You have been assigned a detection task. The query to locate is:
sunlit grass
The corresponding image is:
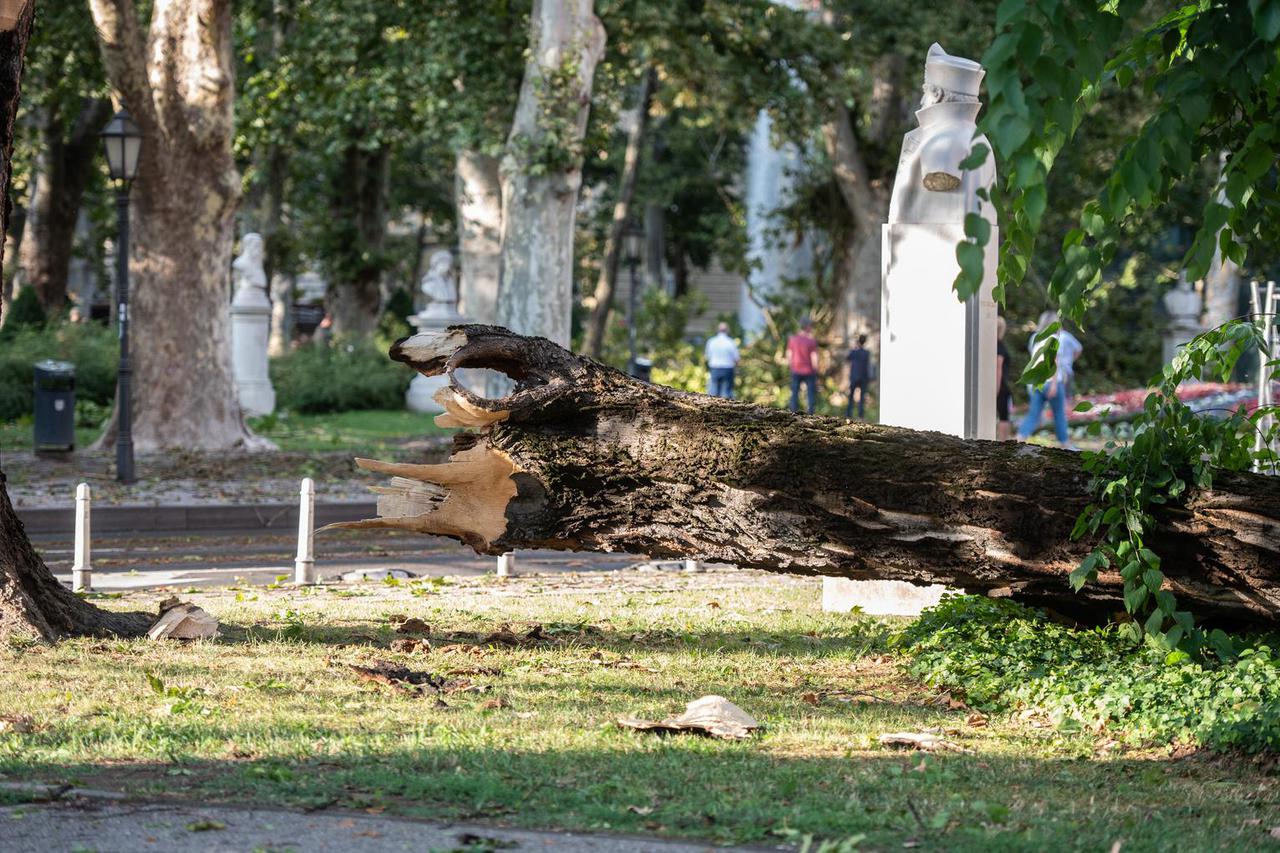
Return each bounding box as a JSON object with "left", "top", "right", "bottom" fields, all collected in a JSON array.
[{"left": 1, "top": 572, "right": 1276, "bottom": 849}]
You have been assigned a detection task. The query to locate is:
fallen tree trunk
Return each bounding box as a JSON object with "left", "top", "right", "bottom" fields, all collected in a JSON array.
[{"left": 336, "top": 325, "right": 1280, "bottom": 627}]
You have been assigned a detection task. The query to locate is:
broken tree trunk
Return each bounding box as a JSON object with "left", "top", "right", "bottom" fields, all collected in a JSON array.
[{"left": 337, "top": 325, "right": 1280, "bottom": 627}]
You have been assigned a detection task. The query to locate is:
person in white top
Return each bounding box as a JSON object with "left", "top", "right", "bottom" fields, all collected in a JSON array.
[
  {"left": 1016, "top": 310, "right": 1083, "bottom": 448},
  {"left": 704, "top": 322, "right": 740, "bottom": 399}
]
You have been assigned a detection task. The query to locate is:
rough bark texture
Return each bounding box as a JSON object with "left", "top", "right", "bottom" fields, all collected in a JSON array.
[
  {"left": 583, "top": 66, "right": 655, "bottom": 359},
  {"left": 340, "top": 325, "right": 1280, "bottom": 628},
  {"left": 18, "top": 97, "right": 111, "bottom": 315},
  {"left": 328, "top": 143, "right": 390, "bottom": 337},
  {"left": 0, "top": 0, "right": 151, "bottom": 642},
  {"left": 496, "top": 0, "right": 606, "bottom": 347},
  {"left": 456, "top": 149, "right": 503, "bottom": 324},
  {"left": 89, "top": 0, "right": 258, "bottom": 452}
]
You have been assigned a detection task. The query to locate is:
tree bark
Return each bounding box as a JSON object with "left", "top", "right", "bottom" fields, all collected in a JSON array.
[
  {"left": 328, "top": 143, "right": 390, "bottom": 337},
  {"left": 0, "top": 0, "right": 151, "bottom": 642},
  {"left": 583, "top": 65, "right": 655, "bottom": 358},
  {"left": 456, "top": 149, "right": 503, "bottom": 324},
  {"left": 338, "top": 325, "right": 1280, "bottom": 628},
  {"left": 18, "top": 97, "right": 111, "bottom": 315},
  {"left": 89, "top": 0, "right": 258, "bottom": 452},
  {"left": 496, "top": 0, "right": 606, "bottom": 347}
]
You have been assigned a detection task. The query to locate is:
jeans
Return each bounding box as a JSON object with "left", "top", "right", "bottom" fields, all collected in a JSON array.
[
  {"left": 789, "top": 373, "right": 817, "bottom": 413},
  {"left": 708, "top": 367, "right": 735, "bottom": 399},
  {"left": 845, "top": 379, "right": 868, "bottom": 419},
  {"left": 1017, "top": 383, "right": 1069, "bottom": 444}
]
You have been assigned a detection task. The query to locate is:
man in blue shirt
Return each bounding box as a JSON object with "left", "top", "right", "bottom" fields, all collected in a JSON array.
[
  {"left": 845, "top": 334, "right": 873, "bottom": 419},
  {"left": 704, "top": 322, "right": 740, "bottom": 399}
]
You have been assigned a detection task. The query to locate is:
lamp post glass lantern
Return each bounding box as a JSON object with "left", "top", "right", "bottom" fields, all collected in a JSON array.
[
  {"left": 100, "top": 109, "right": 143, "bottom": 483},
  {"left": 623, "top": 221, "right": 644, "bottom": 377}
]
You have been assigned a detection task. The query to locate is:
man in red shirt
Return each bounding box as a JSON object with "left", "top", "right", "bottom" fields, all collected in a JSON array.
[{"left": 785, "top": 318, "right": 819, "bottom": 413}]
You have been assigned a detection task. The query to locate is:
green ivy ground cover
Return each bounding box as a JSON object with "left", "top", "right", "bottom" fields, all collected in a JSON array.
[{"left": 896, "top": 595, "right": 1280, "bottom": 753}]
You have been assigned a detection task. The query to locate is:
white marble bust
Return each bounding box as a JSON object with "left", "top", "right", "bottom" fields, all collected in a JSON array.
[
  {"left": 232, "top": 233, "right": 269, "bottom": 307},
  {"left": 888, "top": 44, "right": 997, "bottom": 226},
  {"left": 418, "top": 250, "right": 459, "bottom": 320},
  {"left": 1164, "top": 276, "right": 1203, "bottom": 326}
]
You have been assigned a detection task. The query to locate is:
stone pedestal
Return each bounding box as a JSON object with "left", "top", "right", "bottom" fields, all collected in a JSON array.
[
  {"left": 821, "top": 225, "right": 995, "bottom": 616},
  {"left": 230, "top": 284, "right": 276, "bottom": 416},
  {"left": 405, "top": 310, "right": 464, "bottom": 413}
]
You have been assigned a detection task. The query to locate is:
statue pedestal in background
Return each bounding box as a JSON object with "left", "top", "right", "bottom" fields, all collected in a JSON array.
[
  {"left": 1163, "top": 277, "right": 1205, "bottom": 366},
  {"left": 406, "top": 251, "right": 465, "bottom": 413},
  {"left": 230, "top": 234, "right": 276, "bottom": 416},
  {"left": 826, "top": 43, "right": 997, "bottom": 616}
]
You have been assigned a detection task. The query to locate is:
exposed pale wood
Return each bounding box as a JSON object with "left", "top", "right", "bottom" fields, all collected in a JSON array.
[{"left": 341, "top": 325, "right": 1280, "bottom": 627}]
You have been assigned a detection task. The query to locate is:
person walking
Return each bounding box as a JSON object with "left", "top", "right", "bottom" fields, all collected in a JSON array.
[
  {"left": 704, "top": 322, "right": 740, "bottom": 399},
  {"left": 786, "top": 318, "right": 819, "bottom": 413},
  {"left": 1016, "top": 310, "right": 1083, "bottom": 448},
  {"left": 845, "top": 334, "right": 873, "bottom": 419},
  {"left": 996, "top": 316, "right": 1012, "bottom": 440}
]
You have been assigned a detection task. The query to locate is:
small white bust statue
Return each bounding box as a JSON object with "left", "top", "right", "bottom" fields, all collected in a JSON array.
[
  {"left": 1164, "top": 276, "right": 1203, "bottom": 326},
  {"left": 888, "top": 43, "right": 996, "bottom": 226},
  {"left": 232, "top": 233, "right": 269, "bottom": 308},
  {"left": 418, "top": 249, "right": 459, "bottom": 320}
]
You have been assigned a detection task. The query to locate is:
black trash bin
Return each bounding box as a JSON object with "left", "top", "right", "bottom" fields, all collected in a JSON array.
[
  {"left": 630, "top": 357, "right": 653, "bottom": 383},
  {"left": 33, "top": 359, "right": 76, "bottom": 452}
]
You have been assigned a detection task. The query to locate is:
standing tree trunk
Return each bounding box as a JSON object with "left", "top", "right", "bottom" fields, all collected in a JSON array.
[
  {"left": 825, "top": 100, "right": 888, "bottom": 353},
  {"left": 456, "top": 149, "right": 503, "bottom": 324},
  {"left": 17, "top": 97, "right": 111, "bottom": 316},
  {"left": 496, "top": 0, "right": 606, "bottom": 347},
  {"left": 338, "top": 326, "right": 1280, "bottom": 628},
  {"left": 328, "top": 143, "right": 390, "bottom": 337},
  {"left": 583, "top": 65, "right": 655, "bottom": 358},
  {"left": 88, "top": 0, "right": 258, "bottom": 452},
  {"left": 0, "top": 0, "right": 151, "bottom": 641}
]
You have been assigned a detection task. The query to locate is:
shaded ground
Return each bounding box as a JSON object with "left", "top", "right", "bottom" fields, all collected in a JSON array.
[
  {"left": 1, "top": 797, "right": 745, "bottom": 853},
  {"left": 1, "top": 570, "right": 1276, "bottom": 851}
]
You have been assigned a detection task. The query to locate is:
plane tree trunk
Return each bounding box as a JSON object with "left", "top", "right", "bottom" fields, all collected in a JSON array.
[
  {"left": 339, "top": 325, "right": 1280, "bottom": 628},
  {"left": 0, "top": 0, "right": 151, "bottom": 642}
]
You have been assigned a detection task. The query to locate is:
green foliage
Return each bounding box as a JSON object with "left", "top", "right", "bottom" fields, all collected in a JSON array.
[
  {"left": 962, "top": 0, "right": 1280, "bottom": 344},
  {"left": 0, "top": 322, "right": 118, "bottom": 421},
  {"left": 270, "top": 339, "right": 411, "bottom": 414},
  {"left": 376, "top": 286, "right": 415, "bottom": 348},
  {"left": 0, "top": 288, "right": 47, "bottom": 336},
  {"left": 1068, "top": 320, "right": 1277, "bottom": 646},
  {"left": 897, "top": 595, "right": 1280, "bottom": 752}
]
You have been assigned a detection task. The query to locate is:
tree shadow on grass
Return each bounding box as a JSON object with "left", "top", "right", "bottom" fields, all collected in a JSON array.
[{"left": 4, "top": 741, "right": 1274, "bottom": 852}]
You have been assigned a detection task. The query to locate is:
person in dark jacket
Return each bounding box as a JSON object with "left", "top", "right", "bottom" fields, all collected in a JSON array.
[
  {"left": 845, "top": 334, "right": 873, "bottom": 419},
  {"left": 996, "top": 317, "right": 1012, "bottom": 440}
]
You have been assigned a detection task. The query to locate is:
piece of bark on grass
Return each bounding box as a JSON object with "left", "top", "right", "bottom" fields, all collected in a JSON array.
[
  {"left": 328, "top": 325, "right": 1280, "bottom": 628},
  {"left": 618, "top": 695, "right": 762, "bottom": 740}
]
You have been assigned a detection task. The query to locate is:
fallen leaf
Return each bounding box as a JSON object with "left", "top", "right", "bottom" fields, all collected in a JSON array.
[
  {"left": 800, "top": 692, "right": 821, "bottom": 706},
  {"left": 479, "top": 697, "right": 510, "bottom": 710},
  {"left": 878, "top": 732, "right": 973, "bottom": 754},
  {"left": 627, "top": 805, "right": 655, "bottom": 816},
  {"left": 1270, "top": 827, "right": 1280, "bottom": 840},
  {"left": 966, "top": 712, "right": 988, "bottom": 728},
  {"left": 390, "top": 638, "right": 429, "bottom": 653},
  {"left": 0, "top": 714, "right": 36, "bottom": 734},
  {"left": 396, "top": 618, "right": 430, "bottom": 635},
  {"left": 186, "top": 820, "right": 225, "bottom": 832}
]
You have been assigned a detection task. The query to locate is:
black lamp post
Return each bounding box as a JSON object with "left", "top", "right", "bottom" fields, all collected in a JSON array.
[
  {"left": 623, "top": 221, "right": 644, "bottom": 378},
  {"left": 100, "top": 109, "right": 143, "bottom": 484}
]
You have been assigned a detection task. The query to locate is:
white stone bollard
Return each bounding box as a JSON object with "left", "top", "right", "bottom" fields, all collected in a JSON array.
[
  {"left": 294, "top": 477, "right": 317, "bottom": 584},
  {"left": 682, "top": 558, "right": 703, "bottom": 573},
  {"left": 72, "top": 483, "right": 91, "bottom": 592},
  {"left": 496, "top": 552, "right": 515, "bottom": 577}
]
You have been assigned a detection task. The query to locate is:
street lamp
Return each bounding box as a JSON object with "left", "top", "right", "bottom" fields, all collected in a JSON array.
[
  {"left": 100, "top": 109, "right": 143, "bottom": 484},
  {"left": 623, "top": 220, "right": 644, "bottom": 378}
]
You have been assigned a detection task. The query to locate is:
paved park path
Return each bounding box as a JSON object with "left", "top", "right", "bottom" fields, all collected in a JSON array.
[{"left": 1, "top": 796, "right": 769, "bottom": 852}]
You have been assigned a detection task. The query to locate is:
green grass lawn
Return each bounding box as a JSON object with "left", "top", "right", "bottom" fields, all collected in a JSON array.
[
  {"left": 0, "top": 408, "right": 446, "bottom": 457},
  {"left": 1, "top": 572, "right": 1276, "bottom": 851},
  {"left": 247, "top": 408, "right": 447, "bottom": 454}
]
